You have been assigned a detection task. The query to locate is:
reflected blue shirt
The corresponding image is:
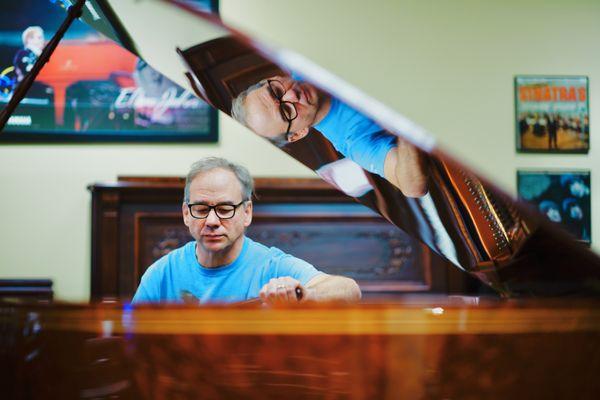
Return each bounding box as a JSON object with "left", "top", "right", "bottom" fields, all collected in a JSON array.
[
  {"left": 314, "top": 96, "right": 396, "bottom": 177},
  {"left": 132, "top": 236, "right": 322, "bottom": 303}
]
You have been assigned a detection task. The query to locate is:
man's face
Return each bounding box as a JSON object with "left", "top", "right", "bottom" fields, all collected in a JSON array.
[
  {"left": 26, "top": 30, "right": 44, "bottom": 55},
  {"left": 244, "top": 75, "right": 321, "bottom": 140},
  {"left": 182, "top": 168, "right": 252, "bottom": 255}
]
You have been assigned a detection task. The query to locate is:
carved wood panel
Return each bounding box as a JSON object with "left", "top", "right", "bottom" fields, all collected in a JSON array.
[{"left": 248, "top": 212, "right": 431, "bottom": 292}]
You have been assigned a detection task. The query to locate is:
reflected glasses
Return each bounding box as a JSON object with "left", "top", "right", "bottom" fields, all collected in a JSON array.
[
  {"left": 267, "top": 79, "right": 298, "bottom": 135},
  {"left": 187, "top": 200, "right": 247, "bottom": 219}
]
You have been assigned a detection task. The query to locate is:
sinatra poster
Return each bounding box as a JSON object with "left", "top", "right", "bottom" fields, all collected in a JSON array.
[{"left": 515, "top": 76, "right": 589, "bottom": 153}]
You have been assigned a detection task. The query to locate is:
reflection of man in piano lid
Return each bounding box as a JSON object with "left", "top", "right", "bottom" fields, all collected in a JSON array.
[
  {"left": 132, "top": 157, "right": 361, "bottom": 305},
  {"left": 13, "top": 26, "right": 45, "bottom": 83},
  {"left": 231, "top": 75, "right": 429, "bottom": 198}
]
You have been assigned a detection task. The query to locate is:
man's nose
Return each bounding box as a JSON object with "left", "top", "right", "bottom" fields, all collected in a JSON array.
[
  {"left": 281, "top": 85, "right": 299, "bottom": 102},
  {"left": 204, "top": 209, "right": 221, "bottom": 226}
]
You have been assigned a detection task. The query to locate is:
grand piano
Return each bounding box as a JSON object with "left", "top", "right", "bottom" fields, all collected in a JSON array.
[{"left": 1, "top": 1, "right": 599, "bottom": 399}]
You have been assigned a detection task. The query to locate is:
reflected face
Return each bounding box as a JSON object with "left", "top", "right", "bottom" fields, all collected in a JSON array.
[
  {"left": 244, "top": 75, "right": 323, "bottom": 141},
  {"left": 182, "top": 168, "right": 252, "bottom": 256}
]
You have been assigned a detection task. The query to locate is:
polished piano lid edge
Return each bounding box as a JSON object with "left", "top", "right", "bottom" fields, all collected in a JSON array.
[{"left": 24, "top": 306, "right": 600, "bottom": 335}]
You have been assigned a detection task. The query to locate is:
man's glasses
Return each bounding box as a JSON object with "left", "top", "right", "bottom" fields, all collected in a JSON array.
[
  {"left": 267, "top": 79, "right": 298, "bottom": 135},
  {"left": 187, "top": 200, "right": 247, "bottom": 220}
]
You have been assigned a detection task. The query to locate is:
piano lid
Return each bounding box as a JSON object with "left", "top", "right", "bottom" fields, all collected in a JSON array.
[{"left": 64, "top": 0, "right": 599, "bottom": 296}]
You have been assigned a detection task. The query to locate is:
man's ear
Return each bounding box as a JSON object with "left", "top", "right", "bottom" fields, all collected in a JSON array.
[
  {"left": 288, "top": 127, "right": 310, "bottom": 143},
  {"left": 182, "top": 202, "right": 191, "bottom": 227},
  {"left": 243, "top": 201, "right": 253, "bottom": 228}
]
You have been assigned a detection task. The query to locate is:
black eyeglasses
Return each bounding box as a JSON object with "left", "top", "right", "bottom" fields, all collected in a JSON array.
[
  {"left": 187, "top": 200, "right": 247, "bottom": 220},
  {"left": 267, "top": 79, "right": 298, "bottom": 135}
]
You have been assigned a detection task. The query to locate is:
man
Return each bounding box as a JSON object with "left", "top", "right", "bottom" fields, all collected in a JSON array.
[
  {"left": 547, "top": 114, "right": 558, "bottom": 150},
  {"left": 13, "top": 26, "right": 45, "bottom": 83},
  {"left": 231, "top": 75, "right": 429, "bottom": 198},
  {"left": 133, "top": 157, "right": 361, "bottom": 304}
]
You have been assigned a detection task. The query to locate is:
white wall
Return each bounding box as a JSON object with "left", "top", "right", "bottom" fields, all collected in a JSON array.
[{"left": 0, "top": 0, "right": 598, "bottom": 301}]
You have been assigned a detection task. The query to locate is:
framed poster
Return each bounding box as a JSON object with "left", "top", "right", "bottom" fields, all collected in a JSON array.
[
  {"left": 517, "top": 170, "right": 591, "bottom": 244},
  {"left": 515, "top": 75, "right": 589, "bottom": 153},
  {"left": 0, "top": 0, "right": 219, "bottom": 143}
]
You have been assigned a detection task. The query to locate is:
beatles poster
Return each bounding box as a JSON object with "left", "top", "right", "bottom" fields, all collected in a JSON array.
[
  {"left": 515, "top": 76, "right": 589, "bottom": 153},
  {"left": 517, "top": 170, "right": 591, "bottom": 243}
]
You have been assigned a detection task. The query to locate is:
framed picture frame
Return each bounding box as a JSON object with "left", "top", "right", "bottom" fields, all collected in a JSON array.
[
  {"left": 0, "top": 0, "right": 219, "bottom": 143},
  {"left": 515, "top": 75, "right": 589, "bottom": 153},
  {"left": 517, "top": 170, "right": 591, "bottom": 244}
]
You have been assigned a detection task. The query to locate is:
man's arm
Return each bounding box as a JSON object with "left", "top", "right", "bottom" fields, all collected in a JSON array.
[
  {"left": 384, "top": 138, "right": 429, "bottom": 198},
  {"left": 259, "top": 274, "right": 361, "bottom": 304},
  {"left": 304, "top": 274, "right": 361, "bottom": 303}
]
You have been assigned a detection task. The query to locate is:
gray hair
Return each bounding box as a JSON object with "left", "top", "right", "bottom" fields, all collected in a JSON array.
[
  {"left": 22, "top": 26, "right": 43, "bottom": 46},
  {"left": 184, "top": 157, "right": 254, "bottom": 203},
  {"left": 231, "top": 80, "right": 267, "bottom": 127},
  {"left": 231, "top": 80, "right": 290, "bottom": 148}
]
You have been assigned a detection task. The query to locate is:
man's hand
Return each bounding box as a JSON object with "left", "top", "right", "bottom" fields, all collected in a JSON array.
[{"left": 259, "top": 277, "right": 304, "bottom": 304}]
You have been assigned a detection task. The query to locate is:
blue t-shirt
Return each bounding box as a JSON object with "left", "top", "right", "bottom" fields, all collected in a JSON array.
[
  {"left": 314, "top": 96, "right": 396, "bottom": 178},
  {"left": 132, "top": 236, "right": 322, "bottom": 303}
]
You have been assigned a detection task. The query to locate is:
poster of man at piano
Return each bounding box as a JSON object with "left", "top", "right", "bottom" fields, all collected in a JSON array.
[
  {"left": 515, "top": 76, "right": 589, "bottom": 153},
  {"left": 0, "top": 0, "right": 218, "bottom": 143}
]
